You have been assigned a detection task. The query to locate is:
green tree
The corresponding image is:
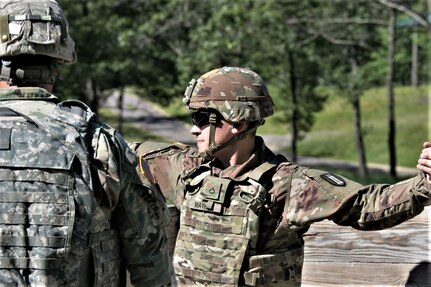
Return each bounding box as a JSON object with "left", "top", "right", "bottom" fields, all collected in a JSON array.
[{"left": 56, "top": 0, "right": 428, "bottom": 174}]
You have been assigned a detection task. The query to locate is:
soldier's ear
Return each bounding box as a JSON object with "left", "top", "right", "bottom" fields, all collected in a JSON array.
[{"left": 231, "top": 122, "right": 245, "bottom": 133}]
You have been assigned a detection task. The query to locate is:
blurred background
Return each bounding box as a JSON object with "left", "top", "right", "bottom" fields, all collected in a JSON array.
[{"left": 57, "top": 0, "right": 430, "bottom": 183}]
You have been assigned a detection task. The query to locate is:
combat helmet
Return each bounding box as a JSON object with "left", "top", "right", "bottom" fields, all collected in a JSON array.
[
  {"left": 183, "top": 66, "right": 274, "bottom": 122},
  {"left": 0, "top": 0, "right": 76, "bottom": 84},
  {"left": 183, "top": 66, "right": 274, "bottom": 159}
]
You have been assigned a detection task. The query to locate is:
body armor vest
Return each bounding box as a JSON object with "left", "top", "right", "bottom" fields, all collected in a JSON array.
[
  {"left": 173, "top": 159, "right": 304, "bottom": 286},
  {"left": 0, "top": 99, "right": 121, "bottom": 286}
]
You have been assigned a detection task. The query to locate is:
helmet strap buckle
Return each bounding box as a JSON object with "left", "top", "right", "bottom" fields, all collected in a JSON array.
[
  {"left": 0, "top": 60, "right": 12, "bottom": 83},
  {"left": 209, "top": 113, "right": 217, "bottom": 125}
]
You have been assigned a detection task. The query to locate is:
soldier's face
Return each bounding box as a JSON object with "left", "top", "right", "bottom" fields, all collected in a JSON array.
[{"left": 190, "top": 112, "right": 235, "bottom": 154}]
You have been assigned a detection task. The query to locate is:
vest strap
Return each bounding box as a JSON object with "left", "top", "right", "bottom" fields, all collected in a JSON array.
[
  {"left": 0, "top": 191, "right": 68, "bottom": 203},
  {"left": 175, "top": 265, "right": 238, "bottom": 285},
  {"left": 0, "top": 257, "right": 62, "bottom": 269},
  {"left": 0, "top": 235, "right": 66, "bottom": 248},
  {"left": 177, "top": 230, "right": 245, "bottom": 250},
  {"left": 248, "top": 160, "right": 278, "bottom": 182},
  {"left": 183, "top": 215, "right": 243, "bottom": 234}
]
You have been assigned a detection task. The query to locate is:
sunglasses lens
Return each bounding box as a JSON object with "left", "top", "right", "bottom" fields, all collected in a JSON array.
[{"left": 191, "top": 111, "right": 212, "bottom": 128}]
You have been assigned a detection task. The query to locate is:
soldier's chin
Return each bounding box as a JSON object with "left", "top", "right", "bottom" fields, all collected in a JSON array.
[{"left": 197, "top": 143, "right": 207, "bottom": 153}]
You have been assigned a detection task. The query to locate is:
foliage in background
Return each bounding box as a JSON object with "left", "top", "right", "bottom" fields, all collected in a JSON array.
[
  {"left": 58, "top": 0, "right": 429, "bottom": 108},
  {"left": 296, "top": 85, "right": 428, "bottom": 167},
  {"left": 54, "top": 0, "right": 429, "bottom": 176}
]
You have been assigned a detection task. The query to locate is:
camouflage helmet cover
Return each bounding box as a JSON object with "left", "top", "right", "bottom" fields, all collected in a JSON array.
[
  {"left": 183, "top": 67, "right": 274, "bottom": 122},
  {"left": 0, "top": 0, "right": 76, "bottom": 63}
]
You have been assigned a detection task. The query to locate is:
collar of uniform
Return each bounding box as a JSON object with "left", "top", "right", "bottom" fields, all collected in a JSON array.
[
  {"left": 185, "top": 160, "right": 213, "bottom": 180},
  {"left": 219, "top": 153, "right": 258, "bottom": 180},
  {"left": 217, "top": 136, "right": 274, "bottom": 180},
  {"left": 0, "top": 87, "right": 59, "bottom": 102}
]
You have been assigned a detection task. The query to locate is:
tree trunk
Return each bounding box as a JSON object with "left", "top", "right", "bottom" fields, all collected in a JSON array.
[
  {"left": 387, "top": 8, "right": 397, "bottom": 178},
  {"left": 411, "top": 31, "right": 418, "bottom": 87},
  {"left": 349, "top": 55, "right": 368, "bottom": 178},
  {"left": 117, "top": 86, "right": 125, "bottom": 134},
  {"left": 288, "top": 50, "right": 298, "bottom": 163},
  {"left": 85, "top": 77, "right": 99, "bottom": 114}
]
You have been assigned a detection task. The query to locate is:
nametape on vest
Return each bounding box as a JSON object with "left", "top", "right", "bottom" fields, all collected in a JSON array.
[{"left": 320, "top": 173, "right": 346, "bottom": 186}]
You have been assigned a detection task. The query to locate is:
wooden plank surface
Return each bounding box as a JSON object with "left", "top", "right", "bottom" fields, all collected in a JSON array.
[{"left": 302, "top": 207, "right": 430, "bottom": 286}]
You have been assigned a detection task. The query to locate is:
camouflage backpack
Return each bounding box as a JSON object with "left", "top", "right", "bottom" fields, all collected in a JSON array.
[{"left": 0, "top": 99, "right": 121, "bottom": 286}]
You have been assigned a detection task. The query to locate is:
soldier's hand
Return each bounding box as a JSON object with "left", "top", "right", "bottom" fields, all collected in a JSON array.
[{"left": 417, "top": 141, "right": 431, "bottom": 183}]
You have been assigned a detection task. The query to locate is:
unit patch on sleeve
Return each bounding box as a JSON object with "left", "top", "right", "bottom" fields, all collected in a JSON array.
[
  {"left": 320, "top": 173, "right": 346, "bottom": 186},
  {"left": 139, "top": 156, "right": 155, "bottom": 184}
]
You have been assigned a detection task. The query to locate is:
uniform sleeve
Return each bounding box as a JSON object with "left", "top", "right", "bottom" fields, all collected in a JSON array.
[
  {"left": 273, "top": 164, "right": 431, "bottom": 231},
  {"left": 114, "top": 180, "right": 174, "bottom": 286},
  {"left": 93, "top": 127, "right": 174, "bottom": 286},
  {"left": 135, "top": 141, "right": 200, "bottom": 208},
  {"left": 332, "top": 172, "right": 431, "bottom": 230}
]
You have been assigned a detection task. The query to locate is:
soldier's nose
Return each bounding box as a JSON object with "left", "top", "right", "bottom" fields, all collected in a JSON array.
[{"left": 190, "top": 125, "right": 201, "bottom": 135}]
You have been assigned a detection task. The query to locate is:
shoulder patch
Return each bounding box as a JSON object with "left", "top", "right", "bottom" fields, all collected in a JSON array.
[
  {"left": 320, "top": 173, "right": 346, "bottom": 186},
  {"left": 139, "top": 156, "right": 155, "bottom": 184}
]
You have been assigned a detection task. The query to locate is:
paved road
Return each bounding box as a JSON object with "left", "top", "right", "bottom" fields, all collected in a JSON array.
[
  {"left": 103, "top": 92, "right": 417, "bottom": 177},
  {"left": 105, "top": 92, "right": 195, "bottom": 144}
]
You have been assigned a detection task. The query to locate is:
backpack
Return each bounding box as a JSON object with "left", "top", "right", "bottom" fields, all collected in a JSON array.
[{"left": 0, "top": 100, "right": 119, "bottom": 286}]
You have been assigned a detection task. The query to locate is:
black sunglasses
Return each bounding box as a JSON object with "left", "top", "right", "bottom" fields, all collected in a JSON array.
[{"left": 191, "top": 111, "right": 219, "bottom": 128}]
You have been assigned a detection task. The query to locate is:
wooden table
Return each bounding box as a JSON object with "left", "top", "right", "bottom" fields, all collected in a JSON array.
[{"left": 302, "top": 207, "right": 430, "bottom": 286}]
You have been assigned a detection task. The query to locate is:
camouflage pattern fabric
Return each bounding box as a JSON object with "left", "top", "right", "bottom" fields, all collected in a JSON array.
[
  {"left": 0, "top": 87, "right": 173, "bottom": 286},
  {"left": 183, "top": 67, "right": 274, "bottom": 122},
  {"left": 0, "top": 0, "right": 76, "bottom": 63},
  {"left": 136, "top": 136, "right": 431, "bottom": 286}
]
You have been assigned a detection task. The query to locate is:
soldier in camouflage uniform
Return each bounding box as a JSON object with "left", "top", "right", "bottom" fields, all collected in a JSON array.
[
  {"left": 0, "top": 0, "right": 173, "bottom": 286},
  {"left": 134, "top": 66, "right": 431, "bottom": 286}
]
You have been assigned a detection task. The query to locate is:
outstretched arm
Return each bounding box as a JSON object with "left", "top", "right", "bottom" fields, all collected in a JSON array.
[{"left": 417, "top": 141, "right": 431, "bottom": 184}]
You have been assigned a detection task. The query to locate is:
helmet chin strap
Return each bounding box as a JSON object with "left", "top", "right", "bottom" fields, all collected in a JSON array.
[{"left": 200, "top": 112, "right": 261, "bottom": 160}]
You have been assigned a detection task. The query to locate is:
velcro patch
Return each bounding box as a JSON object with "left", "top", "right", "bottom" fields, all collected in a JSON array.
[
  {"left": 0, "top": 128, "right": 11, "bottom": 150},
  {"left": 320, "top": 173, "right": 346, "bottom": 186}
]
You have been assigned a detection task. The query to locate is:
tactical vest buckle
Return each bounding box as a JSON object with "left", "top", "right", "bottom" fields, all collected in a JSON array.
[{"left": 243, "top": 271, "right": 265, "bottom": 286}]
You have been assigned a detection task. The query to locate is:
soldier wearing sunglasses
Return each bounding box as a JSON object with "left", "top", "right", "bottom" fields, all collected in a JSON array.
[{"left": 134, "top": 66, "right": 431, "bottom": 286}]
